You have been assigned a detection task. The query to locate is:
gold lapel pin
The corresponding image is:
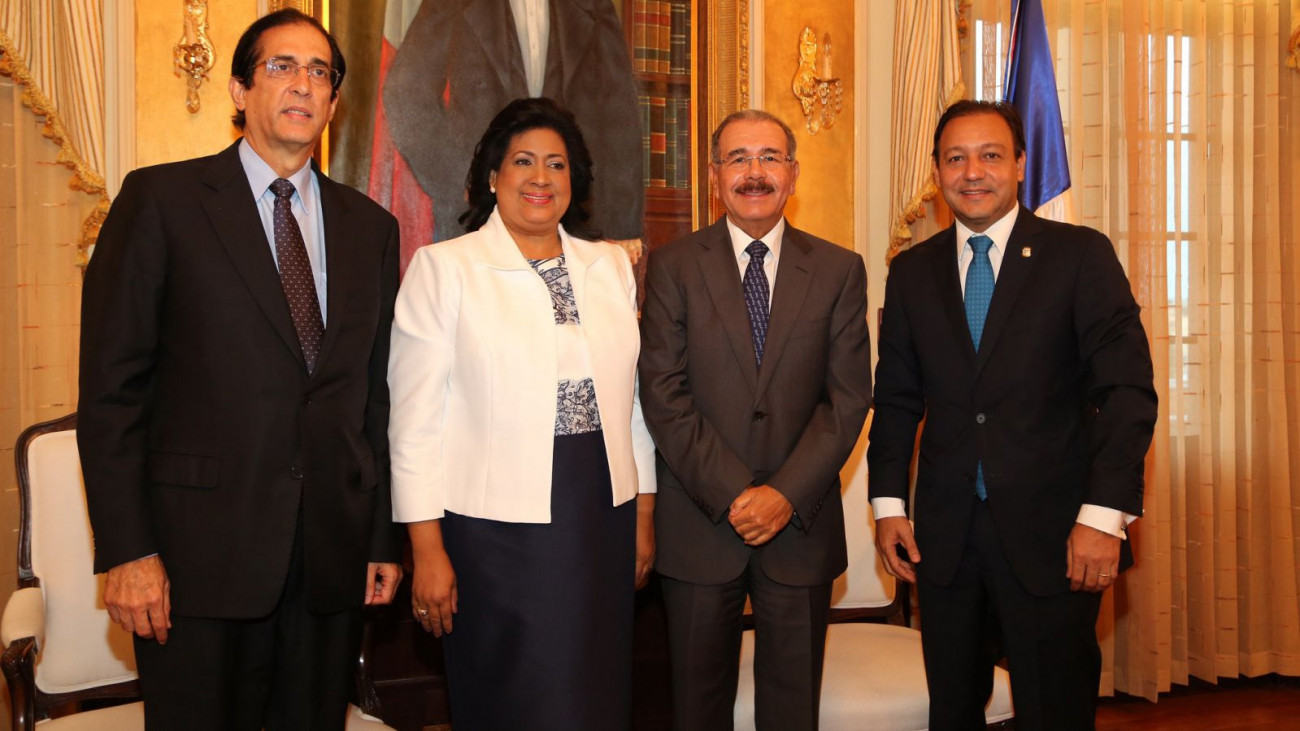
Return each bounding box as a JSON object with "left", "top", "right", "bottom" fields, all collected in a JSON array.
[{"left": 1021, "top": 247, "right": 1032, "bottom": 258}]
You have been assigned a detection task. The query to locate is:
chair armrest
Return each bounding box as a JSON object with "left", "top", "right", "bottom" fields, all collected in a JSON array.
[
  {"left": 1, "top": 587, "right": 45, "bottom": 650},
  {"left": 1, "top": 587, "right": 44, "bottom": 731}
]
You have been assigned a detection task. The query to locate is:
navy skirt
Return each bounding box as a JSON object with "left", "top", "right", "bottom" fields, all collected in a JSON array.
[{"left": 440, "top": 430, "right": 637, "bottom": 730}]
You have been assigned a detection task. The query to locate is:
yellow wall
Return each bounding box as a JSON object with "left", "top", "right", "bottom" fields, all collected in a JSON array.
[
  {"left": 134, "top": 0, "right": 254, "bottom": 167},
  {"left": 762, "top": 0, "right": 855, "bottom": 249}
]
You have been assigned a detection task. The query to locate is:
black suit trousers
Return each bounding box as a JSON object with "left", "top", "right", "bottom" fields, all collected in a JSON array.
[
  {"left": 917, "top": 498, "right": 1103, "bottom": 731},
  {"left": 133, "top": 520, "right": 363, "bottom": 731}
]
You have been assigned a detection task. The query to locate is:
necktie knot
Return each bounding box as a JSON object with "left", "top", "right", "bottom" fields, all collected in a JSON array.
[
  {"left": 968, "top": 234, "right": 993, "bottom": 257},
  {"left": 746, "top": 240, "right": 769, "bottom": 263},
  {"left": 270, "top": 178, "right": 296, "bottom": 200}
]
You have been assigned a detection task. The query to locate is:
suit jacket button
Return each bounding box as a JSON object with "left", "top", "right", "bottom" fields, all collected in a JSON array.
[
  {"left": 290, "top": 466, "right": 304, "bottom": 479},
  {"left": 975, "top": 412, "right": 987, "bottom": 424},
  {"left": 752, "top": 411, "right": 767, "bottom": 421}
]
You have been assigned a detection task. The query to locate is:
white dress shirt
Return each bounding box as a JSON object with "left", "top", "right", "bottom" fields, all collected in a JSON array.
[
  {"left": 509, "top": 0, "right": 550, "bottom": 97},
  {"left": 870, "top": 206, "right": 1135, "bottom": 539},
  {"left": 725, "top": 216, "right": 784, "bottom": 307}
]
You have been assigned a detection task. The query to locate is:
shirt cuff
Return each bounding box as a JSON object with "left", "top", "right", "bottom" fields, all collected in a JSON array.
[
  {"left": 870, "top": 497, "right": 908, "bottom": 520},
  {"left": 1076, "top": 504, "right": 1137, "bottom": 539}
]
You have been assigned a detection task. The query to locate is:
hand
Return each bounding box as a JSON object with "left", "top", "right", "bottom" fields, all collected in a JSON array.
[
  {"left": 728, "top": 485, "right": 794, "bottom": 547},
  {"left": 365, "top": 562, "right": 403, "bottom": 605},
  {"left": 1067, "top": 523, "right": 1121, "bottom": 592},
  {"left": 103, "top": 555, "right": 172, "bottom": 644},
  {"left": 635, "top": 494, "right": 656, "bottom": 590},
  {"left": 411, "top": 548, "right": 457, "bottom": 636},
  {"left": 609, "top": 238, "right": 644, "bottom": 266},
  {"left": 408, "top": 521, "right": 457, "bottom": 636},
  {"left": 875, "top": 516, "right": 920, "bottom": 584}
]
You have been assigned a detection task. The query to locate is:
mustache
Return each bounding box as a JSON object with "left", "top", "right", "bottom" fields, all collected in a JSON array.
[{"left": 736, "top": 180, "right": 775, "bottom": 195}]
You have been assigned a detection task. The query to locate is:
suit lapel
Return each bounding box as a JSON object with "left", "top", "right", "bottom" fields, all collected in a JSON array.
[
  {"left": 200, "top": 143, "right": 304, "bottom": 368},
  {"left": 754, "top": 226, "right": 813, "bottom": 398},
  {"left": 544, "top": 0, "right": 595, "bottom": 97},
  {"left": 312, "top": 172, "right": 354, "bottom": 378},
  {"left": 974, "top": 208, "right": 1043, "bottom": 374},
  {"left": 465, "top": 0, "right": 528, "bottom": 96},
  {"left": 696, "top": 219, "right": 759, "bottom": 394},
  {"left": 932, "top": 227, "right": 976, "bottom": 363}
]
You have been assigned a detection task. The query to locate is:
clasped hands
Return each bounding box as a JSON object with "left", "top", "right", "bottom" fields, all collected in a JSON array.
[{"left": 728, "top": 485, "right": 794, "bottom": 546}]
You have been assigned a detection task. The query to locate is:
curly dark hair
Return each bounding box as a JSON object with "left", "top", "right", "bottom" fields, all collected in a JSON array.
[
  {"left": 458, "top": 98, "right": 601, "bottom": 241},
  {"left": 229, "top": 9, "right": 345, "bottom": 130}
]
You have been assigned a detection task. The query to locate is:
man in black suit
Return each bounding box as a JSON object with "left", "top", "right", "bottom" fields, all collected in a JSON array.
[
  {"left": 78, "top": 10, "right": 402, "bottom": 730},
  {"left": 868, "top": 100, "right": 1157, "bottom": 730},
  {"left": 639, "top": 110, "right": 872, "bottom": 731}
]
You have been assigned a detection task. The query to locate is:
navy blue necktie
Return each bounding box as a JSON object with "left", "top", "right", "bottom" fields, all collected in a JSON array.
[
  {"left": 270, "top": 179, "right": 324, "bottom": 373},
  {"left": 743, "top": 240, "right": 770, "bottom": 367},
  {"left": 965, "top": 234, "right": 994, "bottom": 500}
]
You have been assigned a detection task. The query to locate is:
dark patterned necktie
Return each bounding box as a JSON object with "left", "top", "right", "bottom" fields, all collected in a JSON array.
[
  {"left": 270, "top": 178, "right": 324, "bottom": 373},
  {"left": 965, "top": 233, "right": 994, "bottom": 500},
  {"left": 743, "top": 240, "right": 771, "bottom": 367}
]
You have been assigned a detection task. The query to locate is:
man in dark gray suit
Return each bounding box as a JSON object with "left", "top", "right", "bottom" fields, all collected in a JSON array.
[{"left": 639, "top": 110, "right": 872, "bottom": 731}]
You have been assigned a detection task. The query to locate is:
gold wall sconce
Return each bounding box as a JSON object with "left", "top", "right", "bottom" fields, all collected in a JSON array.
[
  {"left": 792, "top": 27, "right": 843, "bottom": 135},
  {"left": 173, "top": 0, "right": 215, "bottom": 113}
]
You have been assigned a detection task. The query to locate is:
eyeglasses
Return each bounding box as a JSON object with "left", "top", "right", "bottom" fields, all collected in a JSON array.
[
  {"left": 715, "top": 153, "right": 793, "bottom": 170},
  {"left": 258, "top": 57, "right": 341, "bottom": 88}
]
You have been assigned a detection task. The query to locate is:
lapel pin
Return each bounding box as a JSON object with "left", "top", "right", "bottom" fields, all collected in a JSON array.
[{"left": 1021, "top": 247, "right": 1032, "bottom": 258}]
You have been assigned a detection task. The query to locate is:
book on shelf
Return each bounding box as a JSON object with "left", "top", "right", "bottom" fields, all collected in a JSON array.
[
  {"left": 648, "top": 94, "right": 667, "bottom": 188},
  {"left": 669, "top": 1, "right": 690, "bottom": 76}
]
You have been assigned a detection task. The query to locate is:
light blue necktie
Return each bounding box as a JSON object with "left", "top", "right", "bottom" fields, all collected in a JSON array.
[{"left": 965, "top": 234, "right": 994, "bottom": 500}]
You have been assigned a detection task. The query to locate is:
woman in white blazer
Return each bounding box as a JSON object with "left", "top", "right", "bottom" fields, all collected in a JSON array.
[{"left": 388, "top": 98, "right": 656, "bottom": 730}]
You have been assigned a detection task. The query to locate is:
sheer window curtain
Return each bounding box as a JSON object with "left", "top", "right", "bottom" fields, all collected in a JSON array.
[{"left": 967, "top": 0, "right": 1300, "bottom": 701}]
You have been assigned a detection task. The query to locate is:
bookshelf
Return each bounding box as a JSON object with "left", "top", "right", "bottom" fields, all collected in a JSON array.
[{"left": 624, "top": 0, "right": 697, "bottom": 252}]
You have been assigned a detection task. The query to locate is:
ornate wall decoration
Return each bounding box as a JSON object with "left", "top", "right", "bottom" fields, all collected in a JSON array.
[
  {"left": 173, "top": 0, "right": 215, "bottom": 113},
  {"left": 704, "top": 0, "right": 750, "bottom": 224},
  {"left": 791, "top": 27, "right": 842, "bottom": 134}
]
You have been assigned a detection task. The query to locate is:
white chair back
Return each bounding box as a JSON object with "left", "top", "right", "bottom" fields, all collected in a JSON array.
[
  {"left": 830, "top": 420, "right": 896, "bottom": 611},
  {"left": 25, "top": 428, "right": 138, "bottom": 694}
]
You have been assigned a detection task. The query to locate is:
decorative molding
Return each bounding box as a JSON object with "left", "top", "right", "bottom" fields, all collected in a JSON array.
[
  {"left": 261, "top": 0, "right": 315, "bottom": 15},
  {"left": 1288, "top": 20, "right": 1299, "bottom": 73},
  {"left": 704, "top": 0, "right": 751, "bottom": 224},
  {"left": 173, "top": 0, "right": 216, "bottom": 113},
  {"left": 745, "top": 0, "right": 758, "bottom": 109}
]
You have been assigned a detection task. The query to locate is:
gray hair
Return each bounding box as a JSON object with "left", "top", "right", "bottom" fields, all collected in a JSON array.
[{"left": 710, "top": 109, "right": 797, "bottom": 162}]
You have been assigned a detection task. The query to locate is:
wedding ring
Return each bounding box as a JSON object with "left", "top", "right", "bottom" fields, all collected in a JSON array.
[
  {"left": 417, "top": 607, "right": 429, "bottom": 617},
  {"left": 1099, "top": 573, "right": 1112, "bottom": 578}
]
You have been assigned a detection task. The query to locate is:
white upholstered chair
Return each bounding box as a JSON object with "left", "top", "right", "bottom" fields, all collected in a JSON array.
[
  {"left": 733, "top": 427, "right": 1015, "bottom": 730},
  {"left": 0, "top": 414, "right": 394, "bottom": 730}
]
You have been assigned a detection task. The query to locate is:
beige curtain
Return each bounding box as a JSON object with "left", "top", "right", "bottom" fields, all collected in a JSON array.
[
  {"left": 967, "top": 0, "right": 1300, "bottom": 702},
  {"left": 0, "top": 74, "right": 93, "bottom": 724},
  {"left": 888, "top": 0, "right": 965, "bottom": 262},
  {"left": 0, "top": 0, "right": 107, "bottom": 260}
]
